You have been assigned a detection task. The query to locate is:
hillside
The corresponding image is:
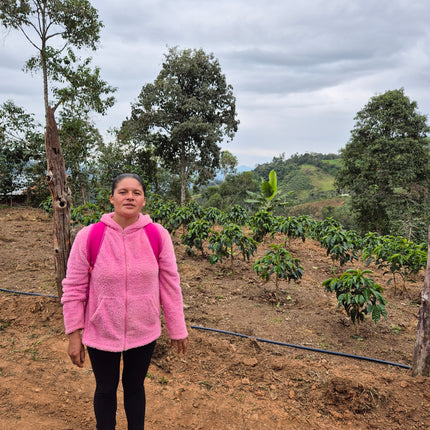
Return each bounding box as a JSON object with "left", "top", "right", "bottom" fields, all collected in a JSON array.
[
  {"left": 254, "top": 153, "right": 342, "bottom": 204},
  {"left": 0, "top": 206, "right": 429, "bottom": 429}
]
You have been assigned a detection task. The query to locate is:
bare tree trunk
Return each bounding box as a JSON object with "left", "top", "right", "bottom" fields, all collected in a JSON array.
[
  {"left": 45, "top": 107, "right": 71, "bottom": 299},
  {"left": 180, "top": 151, "right": 187, "bottom": 206},
  {"left": 412, "top": 225, "right": 430, "bottom": 376}
]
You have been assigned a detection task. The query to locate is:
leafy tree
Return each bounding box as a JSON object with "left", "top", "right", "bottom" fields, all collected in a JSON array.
[
  {"left": 335, "top": 89, "right": 430, "bottom": 238},
  {"left": 123, "top": 46, "right": 239, "bottom": 205},
  {"left": 58, "top": 108, "right": 103, "bottom": 206},
  {"left": 219, "top": 150, "right": 238, "bottom": 181},
  {"left": 0, "top": 101, "right": 44, "bottom": 203},
  {"left": 199, "top": 171, "right": 259, "bottom": 211},
  {"left": 0, "top": 0, "right": 116, "bottom": 297},
  {"left": 94, "top": 130, "right": 159, "bottom": 200}
]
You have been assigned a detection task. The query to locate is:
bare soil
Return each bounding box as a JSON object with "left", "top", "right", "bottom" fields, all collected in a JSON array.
[{"left": 0, "top": 206, "right": 429, "bottom": 430}]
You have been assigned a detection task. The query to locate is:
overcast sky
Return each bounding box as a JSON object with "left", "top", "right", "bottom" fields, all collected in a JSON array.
[{"left": 1, "top": 0, "right": 430, "bottom": 168}]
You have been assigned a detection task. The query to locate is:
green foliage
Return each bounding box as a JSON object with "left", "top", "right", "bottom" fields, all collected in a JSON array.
[
  {"left": 248, "top": 210, "right": 277, "bottom": 242},
  {"left": 39, "top": 196, "right": 53, "bottom": 215},
  {"left": 253, "top": 244, "right": 304, "bottom": 302},
  {"left": 224, "top": 204, "right": 249, "bottom": 226},
  {"left": 123, "top": 46, "right": 239, "bottom": 205},
  {"left": 219, "top": 150, "right": 238, "bottom": 180},
  {"left": 310, "top": 217, "right": 342, "bottom": 241},
  {"left": 275, "top": 216, "right": 307, "bottom": 245},
  {"left": 0, "top": 0, "right": 116, "bottom": 116},
  {"left": 208, "top": 223, "right": 257, "bottom": 269},
  {"left": 181, "top": 219, "right": 213, "bottom": 256},
  {"left": 58, "top": 109, "right": 103, "bottom": 206},
  {"left": 147, "top": 196, "right": 178, "bottom": 227},
  {"left": 320, "top": 198, "right": 356, "bottom": 231},
  {"left": 245, "top": 169, "right": 293, "bottom": 213},
  {"left": 320, "top": 226, "right": 360, "bottom": 267},
  {"left": 199, "top": 171, "right": 259, "bottom": 211},
  {"left": 166, "top": 201, "right": 204, "bottom": 234},
  {"left": 323, "top": 269, "right": 387, "bottom": 336},
  {"left": 253, "top": 152, "right": 341, "bottom": 203},
  {"left": 202, "top": 206, "right": 224, "bottom": 226},
  {"left": 71, "top": 202, "right": 104, "bottom": 226},
  {"left": 335, "top": 88, "right": 430, "bottom": 238},
  {"left": 0, "top": 101, "right": 45, "bottom": 202},
  {"left": 362, "top": 235, "right": 427, "bottom": 294}
]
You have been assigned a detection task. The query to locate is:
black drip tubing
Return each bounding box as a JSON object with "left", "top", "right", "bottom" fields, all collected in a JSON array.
[
  {"left": 190, "top": 325, "right": 411, "bottom": 370},
  {"left": 0, "top": 287, "right": 58, "bottom": 298},
  {"left": 0, "top": 289, "right": 412, "bottom": 370}
]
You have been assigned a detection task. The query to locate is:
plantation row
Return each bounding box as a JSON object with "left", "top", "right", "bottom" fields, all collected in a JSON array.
[{"left": 64, "top": 196, "right": 427, "bottom": 335}]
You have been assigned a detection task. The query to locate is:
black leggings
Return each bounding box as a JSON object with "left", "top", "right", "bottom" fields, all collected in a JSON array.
[{"left": 87, "top": 342, "right": 156, "bottom": 430}]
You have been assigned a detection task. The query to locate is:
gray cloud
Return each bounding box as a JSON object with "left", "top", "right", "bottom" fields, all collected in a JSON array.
[{"left": 1, "top": 0, "right": 429, "bottom": 167}]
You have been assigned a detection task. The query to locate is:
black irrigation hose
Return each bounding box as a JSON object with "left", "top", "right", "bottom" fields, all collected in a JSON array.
[
  {"left": 190, "top": 325, "right": 411, "bottom": 370},
  {"left": 0, "top": 289, "right": 412, "bottom": 370},
  {"left": 0, "top": 288, "right": 59, "bottom": 298}
]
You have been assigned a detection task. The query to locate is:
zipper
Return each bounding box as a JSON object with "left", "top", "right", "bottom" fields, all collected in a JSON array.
[{"left": 122, "top": 230, "right": 128, "bottom": 351}]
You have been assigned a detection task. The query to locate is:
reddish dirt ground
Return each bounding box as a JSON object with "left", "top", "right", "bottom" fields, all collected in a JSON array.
[{"left": 0, "top": 206, "right": 430, "bottom": 429}]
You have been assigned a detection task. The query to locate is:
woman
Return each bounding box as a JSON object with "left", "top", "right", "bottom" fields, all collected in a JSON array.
[{"left": 62, "top": 173, "right": 188, "bottom": 429}]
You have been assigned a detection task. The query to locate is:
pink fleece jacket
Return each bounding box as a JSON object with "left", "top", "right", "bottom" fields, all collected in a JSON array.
[{"left": 61, "top": 213, "right": 188, "bottom": 352}]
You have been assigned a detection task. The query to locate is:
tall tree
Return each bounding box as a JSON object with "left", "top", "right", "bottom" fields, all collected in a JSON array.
[
  {"left": 58, "top": 108, "right": 103, "bottom": 206},
  {"left": 219, "top": 150, "right": 238, "bottom": 181},
  {"left": 0, "top": 0, "right": 116, "bottom": 297},
  {"left": 122, "top": 46, "right": 239, "bottom": 205},
  {"left": 335, "top": 89, "right": 430, "bottom": 238},
  {"left": 0, "top": 100, "right": 44, "bottom": 203}
]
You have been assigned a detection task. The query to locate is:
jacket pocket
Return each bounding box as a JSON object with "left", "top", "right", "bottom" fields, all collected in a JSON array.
[
  {"left": 126, "top": 294, "right": 160, "bottom": 339},
  {"left": 89, "top": 297, "right": 125, "bottom": 343}
]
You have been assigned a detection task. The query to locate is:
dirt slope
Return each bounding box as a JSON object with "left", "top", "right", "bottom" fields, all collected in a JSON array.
[{"left": 0, "top": 207, "right": 429, "bottom": 429}]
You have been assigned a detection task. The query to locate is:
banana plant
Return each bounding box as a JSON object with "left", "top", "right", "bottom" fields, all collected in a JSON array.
[{"left": 245, "top": 170, "right": 292, "bottom": 213}]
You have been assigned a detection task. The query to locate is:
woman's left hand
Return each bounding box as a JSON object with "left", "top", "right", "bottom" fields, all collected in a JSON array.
[{"left": 170, "top": 337, "right": 189, "bottom": 354}]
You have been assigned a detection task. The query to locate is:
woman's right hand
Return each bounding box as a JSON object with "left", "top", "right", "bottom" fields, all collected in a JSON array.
[{"left": 68, "top": 330, "right": 85, "bottom": 367}]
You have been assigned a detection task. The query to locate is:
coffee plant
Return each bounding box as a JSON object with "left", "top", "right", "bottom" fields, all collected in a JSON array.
[
  {"left": 275, "top": 216, "right": 306, "bottom": 245},
  {"left": 71, "top": 202, "right": 104, "bottom": 226},
  {"left": 208, "top": 223, "right": 258, "bottom": 270},
  {"left": 320, "top": 226, "right": 359, "bottom": 267},
  {"left": 362, "top": 235, "right": 427, "bottom": 294},
  {"left": 253, "top": 244, "right": 304, "bottom": 302},
  {"left": 248, "top": 210, "right": 277, "bottom": 242},
  {"left": 202, "top": 206, "right": 224, "bottom": 226},
  {"left": 323, "top": 269, "right": 387, "bottom": 337},
  {"left": 181, "top": 219, "right": 213, "bottom": 256},
  {"left": 224, "top": 204, "right": 249, "bottom": 226}
]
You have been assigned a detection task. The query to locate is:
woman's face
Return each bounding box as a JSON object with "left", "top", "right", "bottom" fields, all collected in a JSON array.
[{"left": 110, "top": 177, "right": 146, "bottom": 221}]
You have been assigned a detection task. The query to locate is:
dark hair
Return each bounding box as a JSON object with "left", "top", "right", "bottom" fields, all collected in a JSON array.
[{"left": 111, "top": 173, "right": 146, "bottom": 195}]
